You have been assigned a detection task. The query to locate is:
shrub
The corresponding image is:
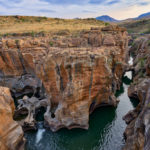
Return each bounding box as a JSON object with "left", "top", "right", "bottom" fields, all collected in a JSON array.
[
  {"left": 139, "top": 70, "right": 144, "bottom": 78},
  {"left": 115, "top": 61, "right": 122, "bottom": 65},
  {"left": 4, "top": 33, "right": 9, "bottom": 37},
  {"left": 15, "top": 40, "right": 19, "bottom": 45},
  {"left": 105, "top": 22, "right": 109, "bottom": 26},
  {"left": 49, "top": 41, "right": 53, "bottom": 46},
  {"left": 139, "top": 57, "right": 146, "bottom": 68},
  {"left": 31, "top": 31, "right": 35, "bottom": 37},
  {"left": 148, "top": 102, "right": 150, "bottom": 108},
  {"left": 148, "top": 40, "right": 150, "bottom": 46}
]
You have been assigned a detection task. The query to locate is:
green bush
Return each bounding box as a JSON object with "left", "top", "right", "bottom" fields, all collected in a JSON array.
[
  {"left": 105, "top": 22, "right": 109, "bottom": 26},
  {"left": 139, "top": 57, "right": 146, "bottom": 68},
  {"left": 15, "top": 40, "right": 19, "bottom": 45},
  {"left": 115, "top": 61, "right": 122, "bottom": 65},
  {"left": 148, "top": 40, "right": 150, "bottom": 46},
  {"left": 139, "top": 70, "right": 144, "bottom": 78},
  {"left": 49, "top": 41, "right": 53, "bottom": 46},
  {"left": 31, "top": 31, "right": 35, "bottom": 37}
]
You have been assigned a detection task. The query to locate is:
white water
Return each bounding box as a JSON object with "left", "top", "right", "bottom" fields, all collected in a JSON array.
[
  {"left": 128, "top": 56, "right": 133, "bottom": 66},
  {"left": 124, "top": 57, "right": 133, "bottom": 79},
  {"left": 36, "top": 129, "right": 45, "bottom": 144},
  {"left": 35, "top": 123, "right": 45, "bottom": 144}
]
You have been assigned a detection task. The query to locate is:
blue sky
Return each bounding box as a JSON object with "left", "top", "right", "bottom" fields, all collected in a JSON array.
[{"left": 0, "top": 0, "right": 150, "bottom": 19}]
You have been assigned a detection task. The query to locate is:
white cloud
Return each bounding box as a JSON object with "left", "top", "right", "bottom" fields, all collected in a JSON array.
[{"left": 0, "top": 0, "right": 149, "bottom": 19}]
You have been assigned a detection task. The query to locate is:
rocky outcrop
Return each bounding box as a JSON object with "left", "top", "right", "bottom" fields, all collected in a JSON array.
[
  {"left": 0, "top": 86, "right": 25, "bottom": 150},
  {"left": 0, "top": 25, "right": 129, "bottom": 131},
  {"left": 14, "top": 96, "right": 48, "bottom": 131},
  {"left": 123, "top": 36, "right": 150, "bottom": 150}
]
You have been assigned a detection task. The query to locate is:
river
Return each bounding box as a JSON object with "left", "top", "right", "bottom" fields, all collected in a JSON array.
[{"left": 25, "top": 57, "right": 138, "bottom": 150}]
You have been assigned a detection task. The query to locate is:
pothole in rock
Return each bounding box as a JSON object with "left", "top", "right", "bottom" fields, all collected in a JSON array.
[
  {"left": 13, "top": 95, "right": 48, "bottom": 131},
  {"left": 35, "top": 106, "right": 47, "bottom": 121},
  {"left": 13, "top": 107, "right": 28, "bottom": 121},
  {"left": 10, "top": 74, "right": 46, "bottom": 105},
  {"left": 9, "top": 74, "right": 49, "bottom": 131},
  {"left": 51, "top": 113, "right": 55, "bottom": 119}
]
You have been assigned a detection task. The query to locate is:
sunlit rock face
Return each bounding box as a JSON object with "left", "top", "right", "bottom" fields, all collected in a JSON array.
[
  {"left": 0, "top": 25, "right": 129, "bottom": 131},
  {"left": 0, "top": 86, "right": 25, "bottom": 150},
  {"left": 123, "top": 36, "right": 150, "bottom": 150}
]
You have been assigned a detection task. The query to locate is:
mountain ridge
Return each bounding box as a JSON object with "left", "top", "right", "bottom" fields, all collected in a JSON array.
[
  {"left": 96, "top": 15, "right": 118, "bottom": 22},
  {"left": 136, "top": 12, "right": 150, "bottom": 20},
  {"left": 96, "top": 12, "right": 150, "bottom": 22}
]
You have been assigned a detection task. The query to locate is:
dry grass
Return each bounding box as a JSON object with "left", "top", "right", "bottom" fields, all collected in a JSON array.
[{"left": 0, "top": 16, "right": 106, "bottom": 36}]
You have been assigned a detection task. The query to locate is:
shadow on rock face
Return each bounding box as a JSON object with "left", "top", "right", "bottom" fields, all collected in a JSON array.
[
  {"left": 9, "top": 74, "right": 49, "bottom": 132},
  {"left": 14, "top": 96, "right": 48, "bottom": 131},
  {"left": 11, "top": 74, "right": 46, "bottom": 101},
  {"left": 35, "top": 106, "right": 47, "bottom": 122}
]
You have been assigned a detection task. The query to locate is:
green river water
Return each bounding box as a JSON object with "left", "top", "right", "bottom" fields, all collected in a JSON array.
[{"left": 25, "top": 57, "right": 138, "bottom": 150}]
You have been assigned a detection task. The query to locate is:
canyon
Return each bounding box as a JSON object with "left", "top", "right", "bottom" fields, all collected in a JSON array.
[
  {"left": 1, "top": 16, "right": 150, "bottom": 150},
  {"left": 123, "top": 35, "right": 150, "bottom": 150},
  {"left": 0, "top": 24, "right": 129, "bottom": 149}
]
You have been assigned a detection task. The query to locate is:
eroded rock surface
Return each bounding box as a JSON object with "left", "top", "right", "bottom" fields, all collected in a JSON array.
[
  {"left": 14, "top": 96, "right": 48, "bottom": 131},
  {"left": 0, "top": 86, "right": 25, "bottom": 150},
  {"left": 0, "top": 25, "right": 129, "bottom": 131},
  {"left": 123, "top": 36, "right": 150, "bottom": 150}
]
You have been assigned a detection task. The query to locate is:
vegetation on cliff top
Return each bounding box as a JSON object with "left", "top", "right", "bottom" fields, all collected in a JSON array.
[
  {"left": 0, "top": 16, "right": 106, "bottom": 36},
  {"left": 119, "top": 18, "right": 150, "bottom": 34}
]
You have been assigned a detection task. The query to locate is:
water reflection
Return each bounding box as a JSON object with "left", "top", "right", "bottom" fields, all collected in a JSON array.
[
  {"left": 130, "top": 98, "right": 139, "bottom": 108},
  {"left": 25, "top": 106, "right": 116, "bottom": 150},
  {"left": 122, "top": 76, "right": 132, "bottom": 85}
]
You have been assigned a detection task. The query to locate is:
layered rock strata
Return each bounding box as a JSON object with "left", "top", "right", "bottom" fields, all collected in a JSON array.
[
  {"left": 0, "top": 25, "right": 128, "bottom": 132},
  {"left": 0, "top": 86, "right": 25, "bottom": 150},
  {"left": 123, "top": 36, "right": 150, "bottom": 150}
]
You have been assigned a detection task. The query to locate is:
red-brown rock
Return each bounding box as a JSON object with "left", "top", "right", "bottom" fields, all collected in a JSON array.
[
  {"left": 0, "top": 87, "right": 25, "bottom": 150},
  {"left": 0, "top": 26, "right": 129, "bottom": 131}
]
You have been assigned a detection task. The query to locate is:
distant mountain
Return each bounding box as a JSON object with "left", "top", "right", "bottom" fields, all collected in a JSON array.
[
  {"left": 136, "top": 12, "right": 150, "bottom": 20},
  {"left": 96, "top": 12, "right": 150, "bottom": 23},
  {"left": 96, "top": 15, "right": 119, "bottom": 22}
]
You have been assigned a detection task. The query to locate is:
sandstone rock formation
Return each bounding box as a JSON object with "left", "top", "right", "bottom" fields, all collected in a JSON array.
[
  {"left": 123, "top": 36, "right": 150, "bottom": 150},
  {"left": 14, "top": 96, "right": 48, "bottom": 131},
  {"left": 0, "top": 25, "right": 128, "bottom": 131},
  {"left": 0, "top": 86, "right": 25, "bottom": 150}
]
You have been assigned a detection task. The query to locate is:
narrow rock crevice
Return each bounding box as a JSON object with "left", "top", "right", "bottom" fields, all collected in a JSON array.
[{"left": 55, "top": 64, "right": 64, "bottom": 92}]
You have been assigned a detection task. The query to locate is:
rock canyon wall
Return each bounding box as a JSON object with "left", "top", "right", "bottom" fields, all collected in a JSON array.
[
  {"left": 0, "top": 87, "right": 25, "bottom": 150},
  {"left": 123, "top": 35, "right": 150, "bottom": 150},
  {"left": 0, "top": 25, "right": 129, "bottom": 149}
]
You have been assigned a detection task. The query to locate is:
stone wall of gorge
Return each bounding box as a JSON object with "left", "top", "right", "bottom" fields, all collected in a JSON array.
[
  {"left": 123, "top": 35, "right": 150, "bottom": 150},
  {"left": 0, "top": 86, "right": 25, "bottom": 150},
  {"left": 0, "top": 25, "right": 129, "bottom": 132}
]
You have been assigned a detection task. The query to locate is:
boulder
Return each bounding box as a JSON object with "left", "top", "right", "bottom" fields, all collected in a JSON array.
[{"left": 0, "top": 86, "right": 25, "bottom": 150}]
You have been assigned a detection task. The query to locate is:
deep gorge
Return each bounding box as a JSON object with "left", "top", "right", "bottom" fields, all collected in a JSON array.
[
  {"left": 0, "top": 25, "right": 147, "bottom": 150},
  {"left": 24, "top": 57, "right": 139, "bottom": 150}
]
